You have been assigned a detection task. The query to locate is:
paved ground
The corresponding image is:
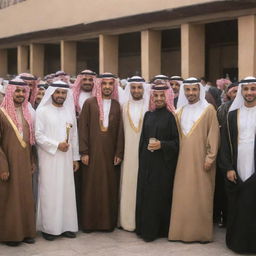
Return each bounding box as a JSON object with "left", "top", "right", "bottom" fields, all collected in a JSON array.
[{"left": 0, "top": 227, "right": 241, "bottom": 256}]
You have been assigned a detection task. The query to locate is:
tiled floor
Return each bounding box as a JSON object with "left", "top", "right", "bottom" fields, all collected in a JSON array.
[{"left": 0, "top": 227, "right": 239, "bottom": 256}]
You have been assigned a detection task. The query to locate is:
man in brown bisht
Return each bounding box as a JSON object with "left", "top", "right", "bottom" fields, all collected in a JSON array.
[
  {"left": 169, "top": 77, "right": 219, "bottom": 243},
  {"left": 0, "top": 78, "right": 36, "bottom": 246},
  {"left": 79, "top": 72, "right": 124, "bottom": 232},
  {"left": 72, "top": 69, "right": 97, "bottom": 115}
]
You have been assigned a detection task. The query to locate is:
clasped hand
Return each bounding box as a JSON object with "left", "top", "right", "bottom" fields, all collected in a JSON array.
[{"left": 147, "top": 140, "right": 161, "bottom": 151}]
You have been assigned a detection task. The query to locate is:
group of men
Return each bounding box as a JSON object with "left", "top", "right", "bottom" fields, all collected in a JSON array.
[{"left": 0, "top": 69, "right": 255, "bottom": 254}]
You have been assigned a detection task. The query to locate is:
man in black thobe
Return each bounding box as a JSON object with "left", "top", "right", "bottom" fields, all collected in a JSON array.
[
  {"left": 220, "top": 76, "right": 256, "bottom": 254},
  {"left": 136, "top": 84, "right": 179, "bottom": 242}
]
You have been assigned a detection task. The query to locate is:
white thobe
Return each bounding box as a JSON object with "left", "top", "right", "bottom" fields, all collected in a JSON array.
[
  {"left": 128, "top": 99, "right": 145, "bottom": 128},
  {"left": 103, "top": 99, "right": 111, "bottom": 128},
  {"left": 181, "top": 101, "right": 209, "bottom": 135},
  {"left": 35, "top": 104, "right": 80, "bottom": 235},
  {"left": 78, "top": 91, "right": 91, "bottom": 111},
  {"left": 119, "top": 99, "right": 146, "bottom": 231},
  {"left": 237, "top": 105, "right": 256, "bottom": 181}
]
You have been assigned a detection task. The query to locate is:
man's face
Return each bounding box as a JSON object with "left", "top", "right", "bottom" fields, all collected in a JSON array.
[
  {"left": 101, "top": 79, "right": 114, "bottom": 97},
  {"left": 13, "top": 86, "right": 26, "bottom": 106},
  {"left": 130, "top": 83, "right": 144, "bottom": 100},
  {"left": 81, "top": 75, "right": 94, "bottom": 92},
  {"left": 153, "top": 91, "right": 166, "bottom": 108},
  {"left": 51, "top": 88, "right": 68, "bottom": 106},
  {"left": 35, "top": 88, "right": 45, "bottom": 105},
  {"left": 242, "top": 83, "right": 256, "bottom": 104},
  {"left": 184, "top": 84, "right": 200, "bottom": 104},
  {"left": 228, "top": 88, "right": 238, "bottom": 101},
  {"left": 170, "top": 81, "right": 180, "bottom": 94}
]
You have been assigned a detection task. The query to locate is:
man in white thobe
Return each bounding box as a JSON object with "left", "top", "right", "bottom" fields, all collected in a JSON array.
[
  {"left": 36, "top": 81, "right": 79, "bottom": 241},
  {"left": 119, "top": 76, "right": 149, "bottom": 231}
]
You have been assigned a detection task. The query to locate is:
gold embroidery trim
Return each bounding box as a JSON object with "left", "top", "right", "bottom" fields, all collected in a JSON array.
[
  {"left": 178, "top": 105, "right": 212, "bottom": 138},
  {"left": 99, "top": 119, "right": 108, "bottom": 132},
  {"left": 0, "top": 107, "right": 27, "bottom": 148},
  {"left": 127, "top": 101, "right": 143, "bottom": 133}
]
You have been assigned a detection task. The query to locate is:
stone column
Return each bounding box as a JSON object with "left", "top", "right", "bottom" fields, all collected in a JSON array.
[
  {"left": 141, "top": 30, "right": 161, "bottom": 81},
  {"left": 238, "top": 15, "right": 256, "bottom": 79},
  {"left": 61, "top": 40, "right": 77, "bottom": 76},
  {"left": 0, "top": 49, "right": 7, "bottom": 77},
  {"left": 181, "top": 23, "right": 205, "bottom": 78},
  {"left": 17, "top": 45, "right": 29, "bottom": 74},
  {"left": 30, "top": 44, "right": 44, "bottom": 78},
  {"left": 99, "top": 34, "right": 118, "bottom": 75}
]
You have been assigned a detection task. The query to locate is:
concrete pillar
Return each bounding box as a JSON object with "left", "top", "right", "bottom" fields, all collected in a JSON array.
[
  {"left": 17, "top": 45, "right": 29, "bottom": 74},
  {"left": 0, "top": 49, "right": 7, "bottom": 77},
  {"left": 99, "top": 34, "right": 118, "bottom": 75},
  {"left": 61, "top": 40, "right": 77, "bottom": 76},
  {"left": 30, "top": 44, "right": 44, "bottom": 78},
  {"left": 238, "top": 15, "right": 256, "bottom": 79},
  {"left": 181, "top": 23, "right": 205, "bottom": 78},
  {"left": 141, "top": 30, "right": 161, "bottom": 81}
]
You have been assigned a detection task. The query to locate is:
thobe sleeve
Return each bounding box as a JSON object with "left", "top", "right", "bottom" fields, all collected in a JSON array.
[
  {"left": 115, "top": 105, "right": 124, "bottom": 159},
  {"left": 219, "top": 115, "right": 235, "bottom": 172},
  {"left": 160, "top": 113, "right": 179, "bottom": 156},
  {"left": 0, "top": 118, "right": 9, "bottom": 174},
  {"left": 139, "top": 112, "right": 148, "bottom": 152},
  {"left": 35, "top": 110, "right": 59, "bottom": 155},
  {"left": 78, "top": 100, "right": 90, "bottom": 155},
  {"left": 205, "top": 107, "right": 220, "bottom": 165},
  {"left": 71, "top": 115, "right": 80, "bottom": 161}
]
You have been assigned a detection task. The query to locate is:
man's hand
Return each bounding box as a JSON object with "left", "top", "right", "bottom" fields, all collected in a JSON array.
[
  {"left": 0, "top": 172, "right": 9, "bottom": 181},
  {"left": 147, "top": 140, "right": 161, "bottom": 151},
  {"left": 81, "top": 155, "right": 89, "bottom": 165},
  {"left": 114, "top": 156, "right": 122, "bottom": 166},
  {"left": 73, "top": 161, "right": 79, "bottom": 172},
  {"left": 227, "top": 170, "right": 237, "bottom": 183},
  {"left": 204, "top": 161, "right": 212, "bottom": 172},
  {"left": 31, "top": 163, "right": 36, "bottom": 174},
  {"left": 58, "top": 142, "right": 69, "bottom": 152}
]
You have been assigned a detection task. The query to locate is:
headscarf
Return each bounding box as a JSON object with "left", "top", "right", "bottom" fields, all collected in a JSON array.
[
  {"left": 72, "top": 69, "right": 96, "bottom": 113},
  {"left": 149, "top": 82, "right": 175, "bottom": 113},
  {"left": 36, "top": 80, "right": 75, "bottom": 116},
  {"left": 19, "top": 72, "right": 38, "bottom": 107},
  {"left": 177, "top": 77, "right": 208, "bottom": 110},
  {"left": 216, "top": 78, "right": 231, "bottom": 91},
  {"left": 226, "top": 82, "right": 238, "bottom": 100},
  {"left": 229, "top": 76, "right": 256, "bottom": 112},
  {"left": 94, "top": 73, "right": 119, "bottom": 122},
  {"left": 53, "top": 70, "right": 71, "bottom": 84},
  {"left": 1, "top": 78, "right": 35, "bottom": 145},
  {"left": 151, "top": 74, "right": 170, "bottom": 84}
]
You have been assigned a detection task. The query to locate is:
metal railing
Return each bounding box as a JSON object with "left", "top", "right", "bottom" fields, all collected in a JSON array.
[{"left": 0, "top": 0, "right": 26, "bottom": 9}]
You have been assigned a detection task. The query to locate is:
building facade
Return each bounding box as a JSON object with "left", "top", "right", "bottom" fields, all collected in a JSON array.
[{"left": 0, "top": 0, "right": 255, "bottom": 82}]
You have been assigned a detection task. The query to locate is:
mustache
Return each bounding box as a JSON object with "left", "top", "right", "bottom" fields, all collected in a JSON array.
[{"left": 83, "top": 83, "right": 93, "bottom": 86}]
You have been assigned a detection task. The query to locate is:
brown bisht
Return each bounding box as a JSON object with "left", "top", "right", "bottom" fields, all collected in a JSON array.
[
  {"left": 78, "top": 97, "right": 124, "bottom": 231},
  {"left": 0, "top": 108, "right": 36, "bottom": 242}
]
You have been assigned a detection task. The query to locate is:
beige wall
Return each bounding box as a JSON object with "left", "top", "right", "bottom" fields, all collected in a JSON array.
[{"left": 0, "top": 0, "right": 222, "bottom": 40}]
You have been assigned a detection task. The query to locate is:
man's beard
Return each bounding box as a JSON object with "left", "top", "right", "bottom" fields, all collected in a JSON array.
[{"left": 81, "top": 84, "right": 93, "bottom": 92}]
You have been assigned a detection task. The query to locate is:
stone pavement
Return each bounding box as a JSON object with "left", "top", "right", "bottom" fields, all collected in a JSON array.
[{"left": 0, "top": 227, "right": 240, "bottom": 256}]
